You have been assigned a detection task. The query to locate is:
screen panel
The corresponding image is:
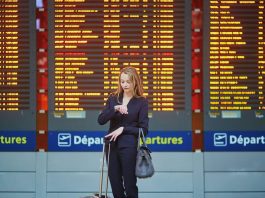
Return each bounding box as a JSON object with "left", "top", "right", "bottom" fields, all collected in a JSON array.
[
  {"left": 204, "top": 0, "right": 265, "bottom": 131},
  {"left": 48, "top": 0, "right": 191, "bottom": 132},
  {"left": 0, "top": 0, "right": 36, "bottom": 130}
]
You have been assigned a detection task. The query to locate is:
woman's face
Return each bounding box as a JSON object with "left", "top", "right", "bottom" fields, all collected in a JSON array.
[{"left": 120, "top": 72, "right": 133, "bottom": 95}]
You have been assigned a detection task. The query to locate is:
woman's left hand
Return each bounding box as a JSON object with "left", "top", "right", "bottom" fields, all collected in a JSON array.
[{"left": 105, "top": 127, "right": 124, "bottom": 142}]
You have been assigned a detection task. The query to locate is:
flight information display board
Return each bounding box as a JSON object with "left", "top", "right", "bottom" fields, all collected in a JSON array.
[
  {"left": 0, "top": 0, "right": 36, "bottom": 130},
  {"left": 204, "top": 0, "right": 265, "bottom": 130},
  {"left": 48, "top": 0, "right": 191, "bottom": 131}
]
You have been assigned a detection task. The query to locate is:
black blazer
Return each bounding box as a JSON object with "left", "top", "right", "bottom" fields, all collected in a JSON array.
[{"left": 98, "top": 94, "right": 149, "bottom": 148}]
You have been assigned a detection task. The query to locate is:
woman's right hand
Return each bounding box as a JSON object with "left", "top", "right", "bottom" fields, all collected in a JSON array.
[{"left": 114, "top": 105, "right": 128, "bottom": 114}]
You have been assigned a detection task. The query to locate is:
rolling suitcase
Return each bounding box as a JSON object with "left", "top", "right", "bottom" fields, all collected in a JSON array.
[{"left": 82, "top": 139, "right": 112, "bottom": 198}]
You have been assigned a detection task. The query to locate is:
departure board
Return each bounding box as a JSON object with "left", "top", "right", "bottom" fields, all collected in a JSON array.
[
  {"left": 0, "top": 0, "right": 36, "bottom": 130},
  {"left": 204, "top": 0, "right": 265, "bottom": 130},
  {"left": 48, "top": 0, "right": 191, "bottom": 131}
]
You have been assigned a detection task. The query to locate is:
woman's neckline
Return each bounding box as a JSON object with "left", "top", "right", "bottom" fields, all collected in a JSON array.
[{"left": 122, "top": 95, "right": 133, "bottom": 106}]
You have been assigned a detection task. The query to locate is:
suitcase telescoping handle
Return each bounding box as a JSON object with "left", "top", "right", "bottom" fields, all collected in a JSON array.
[{"left": 99, "top": 138, "right": 111, "bottom": 197}]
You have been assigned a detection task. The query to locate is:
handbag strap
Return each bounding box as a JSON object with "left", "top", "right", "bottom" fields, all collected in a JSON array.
[{"left": 138, "top": 128, "right": 147, "bottom": 148}]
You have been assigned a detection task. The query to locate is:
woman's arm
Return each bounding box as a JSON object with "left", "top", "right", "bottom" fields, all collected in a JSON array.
[{"left": 97, "top": 96, "right": 116, "bottom": 125}]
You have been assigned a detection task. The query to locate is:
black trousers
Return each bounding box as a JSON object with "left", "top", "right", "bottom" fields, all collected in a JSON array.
[{"left": 107, "top": 143, "right": 138, "bottom": 198}]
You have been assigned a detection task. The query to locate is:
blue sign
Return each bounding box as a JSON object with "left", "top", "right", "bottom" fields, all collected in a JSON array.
[
  {"left": 0, "top": 131, "right": 36, "bottom": 151},
  {"left": 147, "top": 131, "right": 192, "bottom": 151},
  {"left": 48, "top": 131, "right": 192, "bottom": 151},
  {"left": 204, "top": 131, "right": 265, "bottom": 151},
  {"left": 49, "top": 131, "right": 104, "bottom": 151}
]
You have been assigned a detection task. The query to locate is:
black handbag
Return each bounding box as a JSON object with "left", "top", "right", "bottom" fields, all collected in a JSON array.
[{"left": 135, "top": 128, "right": 155, "bottom": 178}]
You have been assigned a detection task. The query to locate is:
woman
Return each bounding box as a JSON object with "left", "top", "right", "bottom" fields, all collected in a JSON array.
[{"left": 98, "top": 67, "right": 149, "bottom": 198}]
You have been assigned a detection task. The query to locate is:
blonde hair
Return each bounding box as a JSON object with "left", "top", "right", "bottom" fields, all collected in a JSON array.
[{"left": 115, "top": 67, "right": 144, "bottom": 101}]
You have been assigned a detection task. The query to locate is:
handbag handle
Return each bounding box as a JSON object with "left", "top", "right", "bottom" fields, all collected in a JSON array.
[{"left": 138, "top": 128, "right": 147, "bottom": 148}]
